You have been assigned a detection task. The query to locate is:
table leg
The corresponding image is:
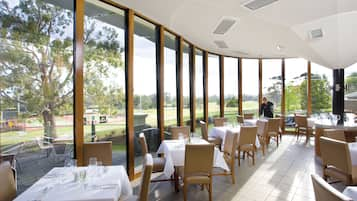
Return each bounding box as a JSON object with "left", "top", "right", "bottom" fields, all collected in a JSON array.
[{"left": 174, "top": 167, "right": 180, "bottom": 192}]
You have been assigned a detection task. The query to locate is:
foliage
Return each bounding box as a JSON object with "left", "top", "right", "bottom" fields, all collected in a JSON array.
[
  {"left": 346, "top": 72, "right": 357, "bottom": 94},
  {"left": 225, "top": 96, "right": 238, "bottom": 107}
]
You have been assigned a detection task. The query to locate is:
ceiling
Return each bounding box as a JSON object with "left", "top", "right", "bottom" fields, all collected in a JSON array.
[{"left": 113, "top": 0, "right": 357, "bottom": 69}]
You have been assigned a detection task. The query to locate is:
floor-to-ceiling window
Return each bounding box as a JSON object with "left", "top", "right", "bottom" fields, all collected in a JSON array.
[
  {"left": 0, "top": 0, "right": 74, "bottom": 192},
  {"left": 345, "top": 63, "right": 357, "bottom": 113},
  {"left": 262, "top": 59, "right": 282, "bottom": 115},
  {"left": 164, "top": 31, "right": 177, "bottom": 135},
  {"left": 182, "top": 42, "right": 191, "bottom": 127},
  {"left": 207, "top": 54, "right": 220, "bottom": 124},
  {"left": 133, "top": 16, "right": 158, "bottom": 171},
  {"left": 242, "top": 59, "right": 259, "bottom": 117},
  {"left": 195, "top": 49, "right": 204, "bottom": 132},
  {"left": 224, "top": 57, "right": 238, "bottom": 122},
  {"left": 285, "top": 58, "right": 308, "bottom": 115},
  {"left": 83, "top": 0, "right": 126, "bottom": 166},
  {"left": 311, "top": 62, "right": 332, "bottom": 114}
]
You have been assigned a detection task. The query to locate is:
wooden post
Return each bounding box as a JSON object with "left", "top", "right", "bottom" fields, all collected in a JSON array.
[
  {"left": 238, "top": 58, "right": 243, "bottom": 115},
  {"left": 258, "top": 58, "right": 263, "bottom": 113},
  {"left": 178, "top": 37, "right": 183, "bottom": 126},
  {"left": 157, "top": 26, "right": 164, "bottom": 140},
  {"left": 220, "top": 55, "right": 224, "bottom": 117},
  {"left": 281, "top": 59, "right": 286, "bottom": 133},
  {"left": 307, "top": 61, "right": 312, "bottom": 117},
  {"left": 74, "top": 0, "right": 84, "bottom": 166},
  {"left": 203, "top": 51, "right": 209, "bottom": 124},
  {"left": 190, "top": 46, "right": 196, "bottom": 131}
]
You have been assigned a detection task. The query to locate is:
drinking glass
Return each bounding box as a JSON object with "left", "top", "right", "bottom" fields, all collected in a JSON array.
[
  {"left": 88, "top": 157, "right": 97, "bottom": 177},
  {"left": 97, "top": 161, "right": 104, "bottom": 176}
]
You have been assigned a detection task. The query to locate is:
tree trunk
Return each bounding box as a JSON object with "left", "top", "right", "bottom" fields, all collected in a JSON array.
[{"left": 42, "top": 105, "right": 57, "bottom": 139}]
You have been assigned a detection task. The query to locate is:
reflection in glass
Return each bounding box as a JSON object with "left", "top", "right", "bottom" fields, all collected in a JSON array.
[
  {"left": 164, "top": 31, "right": 177, "bottom": 136},
  {"left": 262, "top": 59, "right": 282, "bottom": 115},
  {"left": 0, "top": 0, "right": 74, "bottom": 192},
  {"left": 224, "top": 57, "right": 239, "bottom": 122},
  {"left": 208, "top": 54, "right": 220, "bottom": 124},
  {"left": 285, "top": 58, "right": 307, "bottom": 115},
  {"left": 133, "top": 16, "right": 158, "bottom": 172},
  {"left": 242, "top": 59, "right": 259, "bottom": 117},
  {"left": 84, "top": 0, "right": 126, "bottom": 166}
]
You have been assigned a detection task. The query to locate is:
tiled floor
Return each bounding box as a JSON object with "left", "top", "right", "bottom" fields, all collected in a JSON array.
[{"left": 133, "top": 135, "right": 346, "bottom": 201}]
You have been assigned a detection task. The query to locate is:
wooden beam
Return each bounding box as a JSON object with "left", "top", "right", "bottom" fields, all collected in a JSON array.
[
  {"left": 126, "top": 9, "right": 135, "bottom": 180},
  {"left": 220, "top": 55, "right": 224, "bottom": 117},
  {"left": 74, "top": 0, "right": 84, "bottom": 166},
  {"left": 238, "top": 58, "right": 243, "bottom": 115},
  {"left": 281, "top": 59, "right": 286, "bottom": 133},
  {"left": 307, "top": 61, "right": 312, "bottom": 117},
  {"left": 203, "top": 51, "right": 209, "bottom": 124},
  {"left": 190, "top": 46, "right": 196, "bottom": 131},
  {"left": 178, "top": 37, "right": 183, "bottom": 126},
  {"left": 258, "top": 58, "right": 263, "bottom": 113},
  {"left": 157, "top": 26, "right": 165, "bottom": 140}
]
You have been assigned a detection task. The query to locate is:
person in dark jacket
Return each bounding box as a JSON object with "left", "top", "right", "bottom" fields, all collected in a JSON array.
[{"left": 260, "top": 97, "right": 274, "bottom": 118}]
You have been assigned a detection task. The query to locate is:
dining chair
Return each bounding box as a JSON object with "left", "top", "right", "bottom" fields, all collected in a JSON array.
[
  {"left": 0, "top": 161, "right": 16, "bottom": 201},
  {"left": 294, "top": 115, "right": 312, "bottom": 143},
  {"left": 276, "top": 115, "right": 284, "bottom": 141},
  {"left": 237, "top": 126, "right": 258, "bottom": 166},
  {"left": 183, "top": 144, "right": 214, "bottom": 201},
  {"left": 267, "top": 118, "right": 281, "bottom": 147},
  {"left": 243, "top": 113, "right": 254, "bottom": 119},
  {"left": 36, "top": 137, "right": 53, "bottom": 158},
  {"left": 170, "top": 126, "right": 190, "bottom": 139},
  {"left": 139, "top": 133, "right": 165, "bottom": 174},
  {"left": 311, "top": 174, "right": 353, "bottom": 201},
  {"left": 200, "top": 121, "right": 222, "bottom": 148},
  {"left": 256, "top": 120, "right": 268, "bottom": 156},
  {"left": 213, "top": 117, "right": 226, "bottom": 127},
  {"left": 125, "top": 154, "right": 153, "bottom": 201},
  {"left": 324, "top": 129, "right": 346, "bottom": 142},
  {"left": 236, "top": 115, "right": 244, "bottom": 125},
  {"left": 213, "top": 130, "right": 238, "bottom": 184},
  {"left": 83, "top": 141, "right": 112, "bottom": 166},
  {"left": 320, "top": 137, "right": 356, "bottom": 185}
]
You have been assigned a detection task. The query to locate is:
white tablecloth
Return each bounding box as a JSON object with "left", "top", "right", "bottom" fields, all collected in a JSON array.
[
  {"left": 156, "top": 138, "right": 229, "bottom": 177},
  {"left": 209, "top": 126, "right": 261, "bottom": 150},
  {"left": 349, "top": 142, "right": 357, "bottom": 166},
  {"left": 343, "top": 186, "right": 357, "bottom": 200},
  {"left": 15, "top": 166, "right": 132, "bottom": 201}
]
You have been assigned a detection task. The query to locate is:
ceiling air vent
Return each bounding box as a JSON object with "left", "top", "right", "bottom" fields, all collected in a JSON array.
[
  {"left": 213, "top": 18, "right": 236, "bottom": 35},
  {"left": 242, "top": 0, "right": 278, "bottom": 11},
  {"left": 309, "top": 28, "right": 323, "bottom": 40},
  {"left": 232, "top": 50, "right": 249, "bottom": 56},
  {"left": 214, "top": 40, "right": 228, "bottom": 48}
]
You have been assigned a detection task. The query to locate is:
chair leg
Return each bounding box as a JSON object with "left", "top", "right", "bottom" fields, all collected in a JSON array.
[
  {"left": 231, "top": 164, "right": 235, "bottom": 184},
  {"left": 276, "top": 136, "right": 279, "bottom": 147},
  {"left": 252, "top": 151, "right": 255, "bottom": 165},
  {"left": 183, "top": 183, "right": 187, "bottom": 201},
  {"left": 238, "top": 150, "right": 241, "bottom": 166},
  {"left": 208, "top": 183, "right": 212, "bottom": 201}
]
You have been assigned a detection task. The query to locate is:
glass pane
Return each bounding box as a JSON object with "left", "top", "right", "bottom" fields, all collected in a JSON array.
[
  {"left": 285, "top": 58, "right": 308, "bottom": 115},
  {"left": 208, "top": 54, "right": 220, "bottom": 125},
  {"left": 164, "top": 31, "right": 177, "bottom": 136},
  {"left": 0, "top": 0, "right": 74, "bottom": 193},
  {"left": 133, "top": 16, "right": 158, "bottom": 172},
  {"left": 262, "top": 59, "right": 282, "bottom": 115},
  {"left": 83, "top": 0, "right": 126, "bottom": 166},
  {"left": 224, "top": 57, "right": 238, "bottom": 122},
  {"left": 195, "top": 49, "right": 204, "bottom": 133},
  {"left": 311, "top": 63, "right": 332, "bottom": 114},
  {"left": 345, "top": 63, "right": 357, "bottom": 113},
  {"left": 182, "top": 42, "right": 191, "bottom": 127},
  {"left": 242, "top": 59, "right": 259, "bottom": 117}
]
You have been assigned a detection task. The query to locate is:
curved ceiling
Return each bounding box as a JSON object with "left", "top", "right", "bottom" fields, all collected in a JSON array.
[{"left": 114, "top": 0, "right": 357, "bottom": 69}]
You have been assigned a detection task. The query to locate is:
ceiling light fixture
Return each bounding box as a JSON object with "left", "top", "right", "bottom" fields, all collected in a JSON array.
[{"left": 242, "top": 0, "right": 279, "bottom": 11}]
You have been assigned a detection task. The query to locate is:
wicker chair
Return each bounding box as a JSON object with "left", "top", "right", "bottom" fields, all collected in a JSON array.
[
  {"left": 311, "top": 174, "right": 352, "bottom": 201},
  {"left": 237, "top": 126, "right": 258, "bottom": 166}
]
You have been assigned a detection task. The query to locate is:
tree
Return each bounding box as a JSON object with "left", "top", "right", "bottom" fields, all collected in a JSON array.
[
  {"left": 0, "top": 0, "right": 123, "bottom": 137},
  {"left": 346, "top": 72, "right": 357, "bottom": 94}
]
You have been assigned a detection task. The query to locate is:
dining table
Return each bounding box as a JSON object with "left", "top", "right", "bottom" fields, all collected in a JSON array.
[
  {"left": 343, "top": 186, "right": 357, "bottom": 200},
  {"left": 14, "top": 165, "right": 132, "bottom": 201},
  {"left": 156, "top": 137, "right": 229, "bottom": 191},
  {"left": 209, "top": 125, "right": 261, "bottom": 150}
]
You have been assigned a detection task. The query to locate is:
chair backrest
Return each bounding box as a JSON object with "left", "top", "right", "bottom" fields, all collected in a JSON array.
[
  {"left": 238, "top": 126, "right": 258, "bottom": 146},
  {"left": 83, "top": 141, "right": 112, "bottom": 166},
  {"left": 294, "top": 115, "right": 307, "bottom": 128},
  {"left": 311, "top": 174, "right": 353, "bottom": 201},
  {"left": 0, "top": 162, "right": 16, "bottom": 201},
  {"left": 267, "top": 118, "right": 280, "bottom": 133},
  {"left": 139, "top": 133, "right": 149, "bottom": 156},
  {"left": 138, "top": 154, "right": 153, "bottom": 201},
  {"left": 324, "top": 129, "right": 346, "bottom": 142},
  {"left": 184, "top": 144, "right": 214, "bottom": 177},
  {"left": 236, "top": 115, "right": 244, "bottom": 124},
  {"left": 244, "top": 113, "right": 254, "bottom": 119},
  {"left": 213, "top": 117, "right": 226, "bottom": 127},
  {"left": 256, "top": 120, "right": 267, "bottom": 137},
  {"left": 223, "top": 130, "right": 238, "bottom": 169},
  {"left": 320, "top": 137, "right": 351, "bottom": 174},
  {"left": 199, "top": 121, "right": 208, "bottom": 141},
  {"left": 170, "top": 126, "right": 190, "bottom": 139}
]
